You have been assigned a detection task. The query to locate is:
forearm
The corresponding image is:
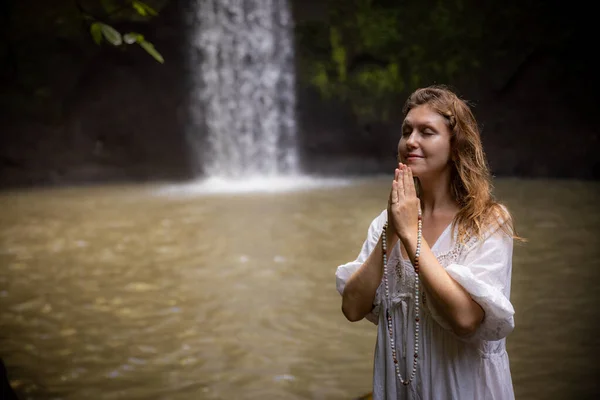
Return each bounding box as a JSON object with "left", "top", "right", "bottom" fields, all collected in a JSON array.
[
  {"left": 402, "top": 234, "right": 484, "bottom": 336},
  {"left": 342, "top": 226, "right": 398, "bottom": 322}
]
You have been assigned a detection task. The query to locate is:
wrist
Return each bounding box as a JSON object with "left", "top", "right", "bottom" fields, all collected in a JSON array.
[
  {"left": 399, "top": 228, "right": 418, "bottom": 249},
  {"left": 385, "top": 224, "right": 399, "bottom": 253}
]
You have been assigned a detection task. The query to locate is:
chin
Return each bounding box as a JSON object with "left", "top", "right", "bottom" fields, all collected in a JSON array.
[{"left": 407, "top": 165, "right": 424, "bottom": 177}]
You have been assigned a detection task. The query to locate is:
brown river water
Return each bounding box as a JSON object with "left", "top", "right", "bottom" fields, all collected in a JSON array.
[{"left": 0, "top": 177, "right": 598, "bottom": 400}]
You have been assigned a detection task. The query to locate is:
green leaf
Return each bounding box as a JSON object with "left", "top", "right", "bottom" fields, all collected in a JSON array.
[
  {"left": 124, "top": 32, "right": 144, "bottom": 45},
  {"left": 100, "top": 23, "right": 122, "bottom": 46},
  {"left": 133, "top": 1, "right": 158, "bottom": 17},
  {"left": 138, "top": 40, "right": 164, "bottom": 63},
  {"left": 132, "top": 2, "right": 147, "bottom": 16},
  {"left": 124, "top": 33, "right": 163, "bottom": 63},
  {"left": 90, "top": 22, "right": 103, "bottom": 45}
]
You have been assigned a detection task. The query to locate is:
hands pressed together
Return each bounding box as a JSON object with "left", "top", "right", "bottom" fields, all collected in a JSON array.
[{"left": 387, "top": 163, "right": 421, "bottom": 244}]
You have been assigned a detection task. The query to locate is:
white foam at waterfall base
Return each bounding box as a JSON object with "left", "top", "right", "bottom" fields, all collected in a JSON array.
[
  {"left": 157, "top": 175, "right": 355, "bottom": 196},
  {"left": 178, "top": 0, "right": 359, "bottom": 196}
]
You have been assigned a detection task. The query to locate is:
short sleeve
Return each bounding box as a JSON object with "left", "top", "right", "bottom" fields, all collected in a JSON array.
[
  {"left": 445, "top": 224, "right": 516, "bottom": 341},
  {"left": 335, "top": 210, "right": 387, "bottom": 325}
]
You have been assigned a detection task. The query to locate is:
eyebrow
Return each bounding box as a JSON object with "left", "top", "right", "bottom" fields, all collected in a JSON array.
[{"left": 402, "top": 120, "right": 437, "bottom": 129}]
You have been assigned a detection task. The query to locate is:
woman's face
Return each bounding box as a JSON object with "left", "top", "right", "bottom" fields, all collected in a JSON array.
[{"left": 398, "top": 104, "right": 453, "bottom": 179}]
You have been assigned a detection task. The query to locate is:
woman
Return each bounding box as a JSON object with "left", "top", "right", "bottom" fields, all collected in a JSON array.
[{"left": 336, "top": 86, "right": 519, "bottom": 399}]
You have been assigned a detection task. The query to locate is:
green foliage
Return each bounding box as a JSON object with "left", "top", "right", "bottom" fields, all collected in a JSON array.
[
  {"left": 124, "top": 32, "right": 164, "bottom": 63},
  {"left": 84, "top": 1, "right": 165, "bottom": 63},
  {"left": 90, "top": 22, "right": 104, "bottom": 44},
  {"left": 132, "top": 0, "right": 158, "bottom": 16},
  {"left": 296, "top": 0, "right": 486, "bottom": 120},
  {"left": 98, "top": 0, "right": 159, "bottom": 20},
  {"left": 100, "top": 0, "right": 122, "bottom": 15},
  {"left": 296, "top": 0, "right": 568, "bottom": 121},
  {"left": 1, "top": 0, "right": 169, "bottom": 120},
  {"left": 329, "top": 27, "right": 347, "bottom": 82},
  {"left": 137, "top": 38, "right": 164, "bottom": 63},
  {"left": 123, "top": 32, "right": 143, "bottom": 44},
  {"left": 98, "top": 22, "right": 123, "bottom": 45}
]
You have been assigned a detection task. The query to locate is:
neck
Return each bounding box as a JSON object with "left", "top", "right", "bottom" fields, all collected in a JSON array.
[{"left": 416, "top": 169, "right": 459, "bottom": 216}]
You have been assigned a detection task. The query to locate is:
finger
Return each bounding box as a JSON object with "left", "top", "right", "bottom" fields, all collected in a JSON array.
[
  {"left": 397, "top": 165, "right": 405, "bottom": 199},
  {"left": 391, "top": 169, "right": 399, "bottom": 205},
  {"left": 406, "top": 167, "right": 416, "bottom": 197},
  {"left": 391, "top": 180, "right": 398, "bottom": 204},
  {"left": 402, "top": 164, "right": 412, "bottom": 197}
]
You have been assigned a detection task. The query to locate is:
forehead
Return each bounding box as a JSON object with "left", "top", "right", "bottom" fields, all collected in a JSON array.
[{"left": 403, "top": 104, "right": 447, "bottom": 127}]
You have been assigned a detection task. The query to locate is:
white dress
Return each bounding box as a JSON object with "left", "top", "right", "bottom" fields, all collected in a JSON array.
[{"left": 336, "top": 210, "right": 516, "bottom": 400}]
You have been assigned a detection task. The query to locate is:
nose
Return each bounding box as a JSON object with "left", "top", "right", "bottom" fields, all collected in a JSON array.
[{"left": 405, "top": 130, "right": 418, "bottom": 149}]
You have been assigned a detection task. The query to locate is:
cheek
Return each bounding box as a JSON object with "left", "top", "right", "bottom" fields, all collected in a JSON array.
[
  {"left": 443, "top": 142, "right": 453, "bottom": 162},
  {"left": 431, "top": 139, "right": 452, "bottom": 159},
  {"left": 397, "top": 139, "right": 405, "bottom": 152},
  {"left": 436, "top": 143, "right": 451, "bottom": 159}
]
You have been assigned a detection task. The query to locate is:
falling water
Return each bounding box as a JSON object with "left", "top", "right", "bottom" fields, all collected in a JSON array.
[{"left": 188, "top": 0, "right": 299, "bottom": 178}]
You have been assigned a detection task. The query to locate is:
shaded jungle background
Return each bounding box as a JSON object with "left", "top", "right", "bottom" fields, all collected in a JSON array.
[{"left": 0, "top": 0, "right": 598, "bottom": 188}]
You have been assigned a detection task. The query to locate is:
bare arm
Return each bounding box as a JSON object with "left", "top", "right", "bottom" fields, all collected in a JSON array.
[
  {"left": 402, "top": 233, "right": 484, "bottom": 337},
  {"left": 341, "top": 223, "right": 398, "bottom": 322},
  {"left": 392, "top": 163, "right": 484, "bottom": 337}
]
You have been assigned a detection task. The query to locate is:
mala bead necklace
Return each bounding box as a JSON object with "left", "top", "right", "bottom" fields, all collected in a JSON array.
[{"left": 381, "top": 208, "right": 422, "bottom": 386}]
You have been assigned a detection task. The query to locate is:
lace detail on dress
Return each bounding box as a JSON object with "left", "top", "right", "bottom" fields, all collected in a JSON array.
[
  {"left": 392, "top": 259, "right": 417, "bottom": 295},
  {"left": 387, "top": 234, "right": 483, "bottom": 315},
  {"left": 435, "top": 245, "right": 463, "bottom": 267},
  {"left": 435, "top": 234, "right": 479, "bottom": 267}
]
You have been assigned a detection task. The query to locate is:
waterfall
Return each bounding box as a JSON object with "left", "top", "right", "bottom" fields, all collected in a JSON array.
[{"left": 188, "top": 0, "right": 299, "bottom": 179}]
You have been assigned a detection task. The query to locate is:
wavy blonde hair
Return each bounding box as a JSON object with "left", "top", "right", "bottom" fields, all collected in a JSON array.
[{"left": 402, "top": 85, "right": 522, "bottom": 244}]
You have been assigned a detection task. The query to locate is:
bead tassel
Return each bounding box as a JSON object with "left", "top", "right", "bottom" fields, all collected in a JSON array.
[{"left": 382, "top": 209, "right": 422, "bottom": 386}]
